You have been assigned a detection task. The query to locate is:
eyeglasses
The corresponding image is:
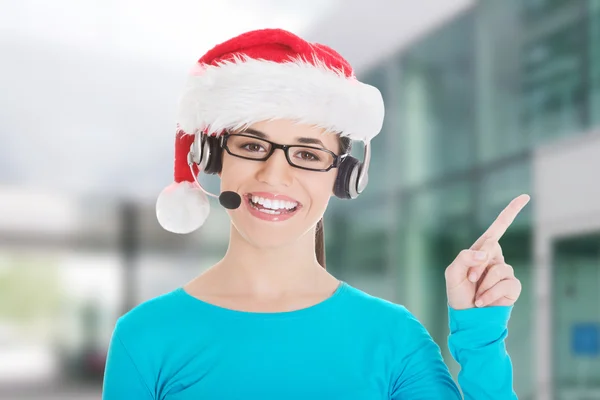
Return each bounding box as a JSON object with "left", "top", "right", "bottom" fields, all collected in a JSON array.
[{"left": 221, "top": 133, "right": 346, "bottom": 172}]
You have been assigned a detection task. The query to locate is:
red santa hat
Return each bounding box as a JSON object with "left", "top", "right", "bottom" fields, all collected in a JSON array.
[{"left": 156, "top": 28, "right": 385, "bottom": 234}]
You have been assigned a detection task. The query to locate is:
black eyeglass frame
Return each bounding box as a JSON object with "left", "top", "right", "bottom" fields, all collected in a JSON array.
[{"left": 220, "top": 133, "right": 348, "bottom": 172}]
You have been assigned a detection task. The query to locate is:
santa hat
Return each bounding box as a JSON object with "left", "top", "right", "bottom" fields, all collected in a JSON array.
[{"left": 156, "top": 28, "right": 385, "bottom": 234}]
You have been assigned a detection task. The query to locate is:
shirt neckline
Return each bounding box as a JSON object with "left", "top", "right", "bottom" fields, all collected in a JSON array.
[{"left": 175, "top": 280, "right": 348, "bottom": 320}]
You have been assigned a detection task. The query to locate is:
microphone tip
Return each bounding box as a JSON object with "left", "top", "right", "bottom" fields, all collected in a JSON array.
[{"left": 219, "top": 191, "right": 242, "bottom": 210}]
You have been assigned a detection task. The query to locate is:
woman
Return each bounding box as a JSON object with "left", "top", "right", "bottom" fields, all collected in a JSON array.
[{"left": 102, "top": 28, "right": 529, "bottom": 399}]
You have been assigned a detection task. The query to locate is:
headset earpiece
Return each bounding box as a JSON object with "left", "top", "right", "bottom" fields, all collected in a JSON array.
[
  {"left": 333, "top": 141, "right": 370, "bottom": 200},
  {"left": 202, "top": 135, "right": 223, "bottom": 175},
  {"left": 333, "top": 156, "right": 361, "bottom": 199},
  {"left": 188, "top": 133, "right": 223, "bottom": 176}
]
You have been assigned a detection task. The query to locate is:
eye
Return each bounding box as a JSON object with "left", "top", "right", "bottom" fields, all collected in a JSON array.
[
  {"left": 240, "top": 142, "right": 267, "bottom": 152},
  {"left": 295, "top": 150, "right": 321, "bottom": 162}
]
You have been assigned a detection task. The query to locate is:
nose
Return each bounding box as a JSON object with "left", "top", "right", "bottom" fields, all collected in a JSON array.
[{"left": 255, "top": 148, "right": 294, "bottom": 187}]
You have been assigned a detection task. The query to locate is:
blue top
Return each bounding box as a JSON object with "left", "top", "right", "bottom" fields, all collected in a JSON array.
[{"left": 102, "top": 281, "right": 517, "bottom": 399}]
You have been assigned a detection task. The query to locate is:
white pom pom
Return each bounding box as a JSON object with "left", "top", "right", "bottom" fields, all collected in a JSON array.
[{"left": 156, "top": 181, "right": 210, "bottom": 234}]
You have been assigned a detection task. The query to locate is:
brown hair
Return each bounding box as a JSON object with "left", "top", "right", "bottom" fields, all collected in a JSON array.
[{"left": 315, "top": 135, "right": 352, "bottom": 269}]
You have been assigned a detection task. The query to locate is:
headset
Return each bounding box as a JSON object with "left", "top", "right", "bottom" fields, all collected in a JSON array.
[{"left": 187, "top": 131, "right": 370, "bottom": 202}]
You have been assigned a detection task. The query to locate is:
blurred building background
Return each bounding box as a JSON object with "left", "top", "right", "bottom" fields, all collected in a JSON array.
[{"left": 1, "top": 0, "right": 599, "bottom": 399}]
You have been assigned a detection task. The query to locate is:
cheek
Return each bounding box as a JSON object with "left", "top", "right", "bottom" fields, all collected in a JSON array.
[
  {"left": 304, "top": 170, "right": 338, "bottom": 206},
  {"left": 220, "top": 154, "right": 252, "bottom": 187}
]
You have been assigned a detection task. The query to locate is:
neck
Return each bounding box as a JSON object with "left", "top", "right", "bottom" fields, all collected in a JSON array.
[{"left": 213, "top": 224, "right": 331, "bottom": 296}]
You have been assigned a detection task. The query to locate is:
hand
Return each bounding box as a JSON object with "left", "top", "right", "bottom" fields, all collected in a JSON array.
[{"left": 445, "top": 194, "right": 530, "bottom": 310}]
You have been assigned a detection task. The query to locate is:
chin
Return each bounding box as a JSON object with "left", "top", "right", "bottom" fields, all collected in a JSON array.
[
  {"left": 232, "top": 215, "right": 301, "bottom": 245},
  {"left": 246, "top": 232, "right": 301, "bottom": 250},
  {"left": 231, "top": 211, "right": 319, "bottom": 250}
]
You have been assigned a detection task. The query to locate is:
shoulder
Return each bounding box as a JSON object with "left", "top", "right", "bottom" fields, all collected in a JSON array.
[
  {"left": 340, "top": 284, "right": 438, "bottom": 365},
  {"left": 342, "top": 283, "right": 406, "bottom": 313},
  {"left": 113, "top": 287, "right": 187, "bottom": 344},
  {"left": 341, "top": 283, "right": 425, "bottom": 333}
]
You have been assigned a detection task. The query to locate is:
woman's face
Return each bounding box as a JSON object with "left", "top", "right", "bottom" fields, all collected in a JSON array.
[{"left": 219, "top": 119, "right": 341, "bottom": 249}]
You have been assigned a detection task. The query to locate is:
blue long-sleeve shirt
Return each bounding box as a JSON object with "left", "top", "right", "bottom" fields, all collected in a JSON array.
[{"left": 102, "top": 281, "right": 517, "bottom": 399}]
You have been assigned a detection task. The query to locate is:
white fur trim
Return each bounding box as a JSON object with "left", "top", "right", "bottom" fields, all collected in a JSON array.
[
  {"left": 177, "top": 57, "right": 384, "bottom": 142},
  {"left": 156, "top": 181, "right": 210, "bottom": 234}
]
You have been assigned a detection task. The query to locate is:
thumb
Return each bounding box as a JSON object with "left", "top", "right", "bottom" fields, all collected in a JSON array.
[
  {"left": 467, "top": 240, "right": 503, "bottom": 283},
  {"left": 445, "top": 249, "right": 491, "bottom": 289}
]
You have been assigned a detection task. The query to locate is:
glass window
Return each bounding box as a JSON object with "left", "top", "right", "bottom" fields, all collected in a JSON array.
[
  {"left": 552, "top": 233, "right": 600, "bottom": 397},
  {"left": 395, "top": 181, "right": 474, "bottom": 356},
  {"left": 475, "top": 160, "right": 535, "bottom": 396},
  {"left": 475, "top": 0, "right": 526, "bottom": 162},
  {"left": 477, "top": 159, "right": 532, "bottom": 232},
  {"left": 521, "top": 0, "right": 577, "bottom": 22},
  {"left": 520, "top": 8, "right": 587, "bottom": 142},
  {"left": 504, "top": 256, "right": 535, "bottom": 397},
  {"left": 590, "top": 0, "right": 600, "bottom": 126},
  {"left": 397, "top": 12, "right": 476, "bottom": 186},
  {"left": 343, "top": 199, "right": 396, "bottom": 275},
  {"left": 358, "top": 64, "right": 396, "bottom": 198},
  {"left": 476, "top": 0, "right": 591, "bottom": 162}
]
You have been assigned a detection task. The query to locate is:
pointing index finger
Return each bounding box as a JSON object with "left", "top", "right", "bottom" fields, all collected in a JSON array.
[{"left": 471, "top": 194, "right": 530, "bottom": 250}]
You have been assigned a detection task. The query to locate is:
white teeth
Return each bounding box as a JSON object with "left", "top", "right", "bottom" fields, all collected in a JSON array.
[
  {"left": 250, "top": 195, "right": 298, "bottom": 210},
  {"left": 259, "top": 209, "right": 280, "bottom": 215}
]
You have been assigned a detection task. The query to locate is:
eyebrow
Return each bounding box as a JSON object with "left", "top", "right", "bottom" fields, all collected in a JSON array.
[
  {"left": 242, "top": 128, "right": 326, "bottom": 148},
  {"left": 296, "top": 137, "right": 325, "bottom": 147}
]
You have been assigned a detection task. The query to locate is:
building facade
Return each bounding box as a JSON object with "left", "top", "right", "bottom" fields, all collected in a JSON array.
[{"left": 323, "top": 1, "right": 600, "bottom": 398}]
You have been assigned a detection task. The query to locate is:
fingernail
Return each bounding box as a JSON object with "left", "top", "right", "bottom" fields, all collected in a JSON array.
[
  {"left": 468, "top": 272, "right": 478, "bottom": 282},
  {"left": 475, "top": 299, "right": 483, "bottom": 307},
  {"left": 474, "top": 251, "right": 487, "bottom": 260}
]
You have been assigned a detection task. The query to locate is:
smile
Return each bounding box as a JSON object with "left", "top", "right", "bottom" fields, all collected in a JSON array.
[{"left": 244, "top": 192, "right": 302, "bottom": 222}]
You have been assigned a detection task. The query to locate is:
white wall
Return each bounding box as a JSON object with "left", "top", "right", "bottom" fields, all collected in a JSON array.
[{"left": 534, "top": 129, "right": 600, "bottom": 235}]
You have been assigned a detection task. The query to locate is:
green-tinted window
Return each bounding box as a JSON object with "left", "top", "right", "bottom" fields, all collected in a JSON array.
[
  {"left": 476, "top": 0, "right": 526, "bottom": 162},
  {"left": 327, "top": 196, "right": 397, "bottom": 276},
  {"left": 477, "top": 159, "right": 532, "bottom": 233},
  {"left": 397, "top": 13, "right": 476, "bottom": 186},
  {"left": 590, "top": 0, "right": 600, "bottom": 126},
  {"left": 552, "top": 234, "right": 600, "bottom": 391},
  {"left": 521, "top": 0, "right": 577, "bottom": 22},
  {"left": 396, "top": 180, "right": 474, "bottom": 347},
  {"left": 476, "top": 0, "right": 594, "bottom": 162},
  {"left": 357, "top": 65, "right": 392, "bottom": 197},
  {"left": 520, "top": 4, "right": 587, "bottom": 142}
]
